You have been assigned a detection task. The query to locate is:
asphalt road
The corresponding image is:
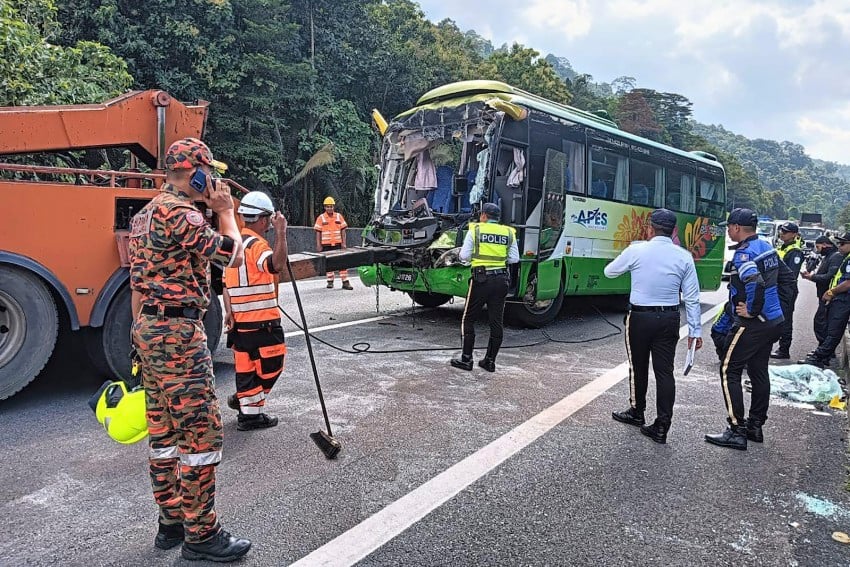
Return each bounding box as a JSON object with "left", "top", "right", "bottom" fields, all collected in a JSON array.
[{"left": 1, "top": 277, "right": 849, "bottom": 566}]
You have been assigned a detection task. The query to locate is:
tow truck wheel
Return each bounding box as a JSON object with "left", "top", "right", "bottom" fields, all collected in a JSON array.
[
  {"left": 408, "top": 291, "right": 452, "bottom": 308},
  {"left": 505, "top": 276, "right": 564, "bottom": 328},
  {"left": 0, "top": 268, "right": 59, "bottom": 400},
  {"left": 87, "top": 286, "right": 223, "bottom": 384}
]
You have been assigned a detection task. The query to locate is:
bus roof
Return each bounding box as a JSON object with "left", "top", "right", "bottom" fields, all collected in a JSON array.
[{"left": 411, "top": 80, "right": 725, "bottom": 171}]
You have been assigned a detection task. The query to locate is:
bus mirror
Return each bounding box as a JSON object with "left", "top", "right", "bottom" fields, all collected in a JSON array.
[{"left": 453, "top": 175, "right": 469, "bottom": 195}]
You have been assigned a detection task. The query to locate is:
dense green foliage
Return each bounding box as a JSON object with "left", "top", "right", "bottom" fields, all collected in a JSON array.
[{"left": 2, "top": 0, "right": 845, "bottom": 226}]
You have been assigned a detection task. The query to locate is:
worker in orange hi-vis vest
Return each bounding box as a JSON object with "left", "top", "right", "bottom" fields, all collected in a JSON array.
[
  {"left": 314, "top": 196, "right": 353, "bottom": 290},
  {"left": 223, "top": 191, "right": 288, "bottom": 431}
]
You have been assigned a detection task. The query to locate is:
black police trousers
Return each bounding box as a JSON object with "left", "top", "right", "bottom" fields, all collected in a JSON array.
[
  {"left": 811, "top": 296, "right": 850, "bottom": 362},
  {"left": 777, "top": 287, "right": 798, "bottom": 352},
  {"left": 720, "top": 320, "right": 783, "bottom": 427},
  {"left": 625, "top": 309, "right": 680, "bottom": 424},
  {"left": 461, "top": 271, "right": 509, "bottom": 361},
  {"left": 813, "top": 299, "right": 829, "bottom": 345}
]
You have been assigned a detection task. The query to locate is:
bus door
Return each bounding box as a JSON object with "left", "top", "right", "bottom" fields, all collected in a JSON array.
[{"left": 533, "top": 147, "right": 568, "bottom": 299}]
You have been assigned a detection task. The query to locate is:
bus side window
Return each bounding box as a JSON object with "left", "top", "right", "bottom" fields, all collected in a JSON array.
[
  {"left": 563, "top": 140, "right": 586, "bottom": 195},
  {"left": 629, "top": 158, "right": 663, "bottom": 207},
  {"left": 666, "top": 168, "right": 696, "bottom": 213},
  {"left": 590, "top": 146, "right": 627, "bottom": 202}
]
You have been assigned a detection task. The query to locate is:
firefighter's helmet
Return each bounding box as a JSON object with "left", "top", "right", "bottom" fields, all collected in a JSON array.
[{"left": 88, "top": 380, "right": 148, "bottom": 444}]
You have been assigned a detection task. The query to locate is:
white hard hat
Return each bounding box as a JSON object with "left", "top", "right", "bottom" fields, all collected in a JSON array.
[{"left": 237, "top": 191, "right": 274, "bottom": 216}]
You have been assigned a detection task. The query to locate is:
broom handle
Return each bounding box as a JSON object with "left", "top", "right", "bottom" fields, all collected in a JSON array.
[{"left": 285, "top": 259, "right": 334, "bottom": 437}]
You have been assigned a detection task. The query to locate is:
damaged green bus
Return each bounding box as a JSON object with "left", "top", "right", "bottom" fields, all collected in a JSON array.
[{"left": 358, "top": 81, "right": 726, "bottom": 326}]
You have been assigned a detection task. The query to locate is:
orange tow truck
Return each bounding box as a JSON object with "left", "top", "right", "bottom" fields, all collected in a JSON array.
[{"left": 0, "top": 90, "right": 394, "bottom": 400}]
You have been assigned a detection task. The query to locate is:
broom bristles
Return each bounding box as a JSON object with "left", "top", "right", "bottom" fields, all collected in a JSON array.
[{"left": 310, "top": 430, "right": 341, "bottom": 460}]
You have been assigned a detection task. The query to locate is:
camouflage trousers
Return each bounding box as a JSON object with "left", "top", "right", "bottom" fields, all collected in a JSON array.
[{"left": 132, "top": 313, "right": 223, "bottom": 544}]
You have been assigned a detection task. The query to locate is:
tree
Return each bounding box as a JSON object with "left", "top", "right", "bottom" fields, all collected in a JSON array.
[
  {"left": 0, "top": 0, "right": 131, "bottom": 105},
  {"left": 615, "top": 91, "right": 663, "bottom": 141},
  {"left": 477, "top": 43, "right": 572, "bottom": 104}
]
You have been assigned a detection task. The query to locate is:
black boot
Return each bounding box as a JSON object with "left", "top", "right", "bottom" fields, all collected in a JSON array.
[
  {"left": 639, "top": 420, "right": 669, "bottom": 444},
  {"left": 227, "top": 394, "right": 239, "bottom": 411},
  {"left": 746, "top": 419, "right": 764, "bottom": 443},
  {"left": 770, "top": 349, "right": 790, "bottom": 360},
  {"left": 182, "top": 529, "right": 251, "bottom": 562},
  {"left": 450, "top": 355, "right": 473, "bottom": 371},
  {"left": 237, "top": 413, "right": 279, "bottom": 431},
  {"left": 704, "top": 425, "right": 747, "bottom": 450},
  {"left": 478, "top": 357, "right": 496, "bottom": 372},
  {"left": 797, "top": 356, "right": 826, "bottom": 369},
  {"left": 612, "top": 407, "right": 645, "bottom": 427},
  {"left": 154, "top": 521, "right": 184, "bottom": 550}
]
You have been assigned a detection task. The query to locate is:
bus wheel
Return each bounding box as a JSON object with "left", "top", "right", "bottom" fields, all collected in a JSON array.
[
  {"left": 505, "top": 277, "right": 564, "bottom": 328},
  {"left": 0, "top": 268, "right": 59, "bottom": 400},
  {"left": 408, "top": 291, "right": 452, "bottom": 308},
  {"left": 87, "top": 287, "right": 224, "bottom": 385}
]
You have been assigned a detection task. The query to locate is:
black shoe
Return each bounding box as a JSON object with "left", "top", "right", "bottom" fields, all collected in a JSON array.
[
  {"left": 326, "top": 281, "right": 334, "bottom": 289},
  {"left": 798, "top": 357, "right": 826, "bottom": 369},
  {"left": 770, "top": 350, "right": 790, "bottom": 360},
  {"left": 182, "top": 529, "right": 251, "bottom": 562},
  {"left": 450, "top": 357, "right": 473, "bottom": 371},
  {"left": 341, "top": 281, "right": 354, "bottom": 290},
  {"left": 154, "top": 522, "right": 184, "bottom": 550},
  {"left": 704, "top": 426, "right": 747, "bottom": 450},
  {"left": 746, "top": 420, "right": 764, "bottom": 443},
  {"left": 478, "top": 358, "right": 496, "bottom": 372},
  {"left": 639, "top": 420, "right": 669, "bottom": 444},
  {"left": 237, "top": 413, "right": 279, "bottom": 431},
  {"left": 612, "top": 407, "right": 645, "bottom": 427},
  {"left": 227, "top": 394, "right": 239, "bottom": 411}
]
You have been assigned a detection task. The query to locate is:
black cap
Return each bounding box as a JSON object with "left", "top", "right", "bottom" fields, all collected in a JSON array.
[
  {"left": 836, "top": 232, "right": 850, "bottom": 244},
  {"left": 649, "top": 208, "right": 677, "bottom": 231},
  {"left": 778, "top": 221, "right": 799, "bottom": 233},
  {"left": 481, "top": 202, "right": 501, "bottom": 220},
  {"left": 815, "top": 235, "right": 834, "bottom": 245},
  {"left": 719, "top": 208, "right": 758, "bottom": 227}
]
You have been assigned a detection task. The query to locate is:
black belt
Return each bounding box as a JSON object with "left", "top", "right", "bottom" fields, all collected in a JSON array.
[
  {"left": 141, "top": 305, "right": 204, "bottom": 320},
  {"left": 233, "top": 320, "right": 281, "bottom": 331},
  {"left": 630, "top": 304, "right": 679, "bottom": 313}
]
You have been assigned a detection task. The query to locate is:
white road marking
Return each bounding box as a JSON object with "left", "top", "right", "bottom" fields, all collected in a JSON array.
[{"left": 290, "top": 301, "right": 726, "bottom": 566}]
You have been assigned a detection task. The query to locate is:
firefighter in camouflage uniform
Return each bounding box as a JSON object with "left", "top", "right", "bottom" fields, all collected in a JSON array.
[{"left": 129, "top": 138, "right": 251, "bottom": 562}]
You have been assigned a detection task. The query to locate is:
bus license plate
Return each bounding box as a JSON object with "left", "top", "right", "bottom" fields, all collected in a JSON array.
[{"left": 394, "top": 271, "right": 415, "bottom": 284}]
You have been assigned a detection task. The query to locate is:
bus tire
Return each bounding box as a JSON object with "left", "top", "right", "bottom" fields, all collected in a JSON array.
[
  {"left": 505, "top": 286, "right": 564, "bottom": 328},
  {"left": 408, "top": 291, "right": 452, "bottom": 308},
  {"left": 0, "top": 268, "right": 59, "bottom": 400},
  {"left": 87, "top": 287, "right": 223, "bottom": 385}
]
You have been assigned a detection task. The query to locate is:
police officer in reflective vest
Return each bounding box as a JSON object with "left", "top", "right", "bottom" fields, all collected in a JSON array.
[
  {"left": 771, "top": 221, "right": 804, "bottom": 359},
  {"left": 223, "top": 191, "right": 288, "bottom": 431},
  {"left": 129, "top": 138, "right": 251, "bottom": 560},
  {"left": 451, "top": 203, "right": 519, "bottom": 372},
  {"left": 800, "top": 232, "right": 850, "bottom": 368},
  {"left": 705, "top": 208, "right": 784, "bottom": 451}
]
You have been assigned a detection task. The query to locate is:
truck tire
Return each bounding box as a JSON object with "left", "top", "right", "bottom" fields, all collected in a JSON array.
[
  {"left": 408, "top": 291, "right": 452, "bottom": 308},
  {"left": 0, "top": 268, "right": 59, "bottom": 400},
  {"left": 87, "top": 286, "right": 224, "bottom": 385}
]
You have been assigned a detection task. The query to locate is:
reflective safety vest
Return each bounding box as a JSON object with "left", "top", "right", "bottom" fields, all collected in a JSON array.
[
  {"left": 830, "top": 253, "right": 850, "bottom": 289},
  {"left": 470, "top": 222, "right": 515, "bottom": 269},
  {"left": 776, "top": 237, "right": 803, "bottom": 261},
  {"left": 224, "top": 229, "right": 280, "bottom": 326},
  {"left": 314, "top": 211, "right": 347, "bottom": 246}
]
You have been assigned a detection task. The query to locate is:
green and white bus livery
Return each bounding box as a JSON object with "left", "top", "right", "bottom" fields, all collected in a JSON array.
[{"left": 359, "top": 81, "right": 726, "bottom": 326}]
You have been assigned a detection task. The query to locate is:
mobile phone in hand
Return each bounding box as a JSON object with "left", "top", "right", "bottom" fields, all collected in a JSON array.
[{"left": 189, "top": 169, "right": 209, "bottom": 193}]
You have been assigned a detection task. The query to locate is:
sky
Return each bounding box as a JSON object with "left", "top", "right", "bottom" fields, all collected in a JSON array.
[{"left": 416, "top": 0, "right": 850, "bottom": 164}]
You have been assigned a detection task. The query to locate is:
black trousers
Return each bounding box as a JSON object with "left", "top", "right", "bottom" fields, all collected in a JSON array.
[
  {"left": 625, "top": 310, "right": 680, "bottom": 424},
  {"left": 777, "top": 287, "right": 798, "bottom": 352},
  {"left": 811, "top": 296, "right": 850, "bottom": 362},
  {"left": 720, "top": 321, "right": 783, "bottom": 427},
  {"left": 461, "top": 272, "right": 509, "bottom": 360},
  {"left": 813, "top": 299, "right": 829, "bottom": 345}
]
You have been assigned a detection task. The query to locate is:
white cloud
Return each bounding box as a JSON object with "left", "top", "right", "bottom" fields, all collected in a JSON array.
[{"left": 416, "top": 0, "right": 850, "bottom": 163}]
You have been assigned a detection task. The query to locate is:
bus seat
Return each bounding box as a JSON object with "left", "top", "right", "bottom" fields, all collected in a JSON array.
[
  {"left": 631, "top": 184, "right": 649, "bottom": 206},
  {"left": 666, "top": 193, "right": 680, "bottom": 210},
  {"left": 591, "top": 180, "right": 609, "bottom": 199},
  {"left": 431, "top": 165, "right": 454, "bottom": 213}
]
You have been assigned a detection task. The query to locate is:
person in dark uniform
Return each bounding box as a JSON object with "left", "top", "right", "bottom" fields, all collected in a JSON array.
[
  {"left": 604, "top": 208, "right": 702, "bottom": 444},
  {"left": 800, "top": 232, "right": 850, "bottom": 368},
  {"left": 705, "top": 208, "right": 784, "bottom": 451},
  {"left": 800, "top": 236, "right": 842, "bottom": 348},
  {"left": 771, "top": 222, "right": 804, "bottom": 359},
  {"left": 450, "top": 202, "right": 519, "bottom": 373}
]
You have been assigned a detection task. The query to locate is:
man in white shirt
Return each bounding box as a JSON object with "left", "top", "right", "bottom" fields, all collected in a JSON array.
[{"left": 603, "top": 208, "right": 703, "bottom": 444}]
